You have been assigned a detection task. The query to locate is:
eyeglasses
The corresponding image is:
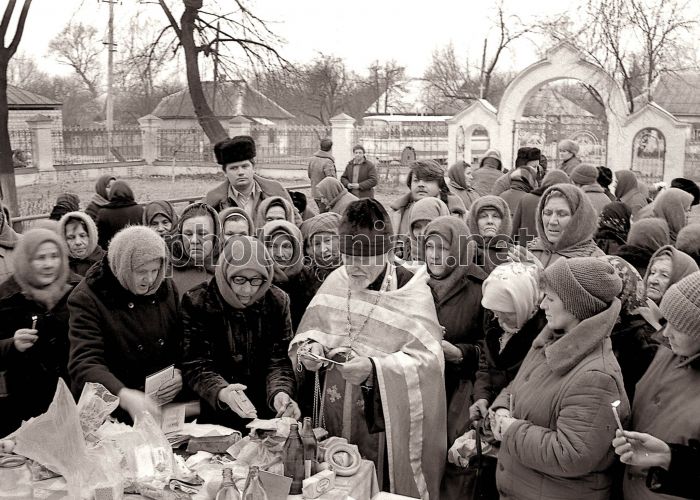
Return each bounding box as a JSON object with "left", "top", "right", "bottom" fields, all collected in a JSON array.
[{"left": 230, "top": 276, "right": 265, "bottom": 286}]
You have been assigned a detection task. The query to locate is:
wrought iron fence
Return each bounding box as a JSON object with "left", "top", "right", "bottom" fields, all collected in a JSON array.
[
  {"left": 685, "top": 140, "right": 700, "bottom": 180},
  {"left": 352, "top": 123, "right": 449, "bottom": 167},
  {"left": 53, "top": 126, "right": 143, "bottom": 165},
  {"left": 251, "top": 124, "right": 330, "bottom": 166},
  {"left": 9, "top": 129, "right": 32, "bottom": 167},
  {"left": 157, "top": 128, "right": 215, "bottom": 162}
]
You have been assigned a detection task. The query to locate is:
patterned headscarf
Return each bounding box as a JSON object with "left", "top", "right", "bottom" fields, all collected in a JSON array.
[{"left": 598, "top": 255, "right": 646, "bottom": 316}]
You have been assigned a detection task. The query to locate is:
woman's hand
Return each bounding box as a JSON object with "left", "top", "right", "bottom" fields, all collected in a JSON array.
[
  {"left": 612, "top": 430, "right": 672, "bottom": 469},
  {"left": 488, "top": 407, "right": 511, "bottom": 440},
  {"left": 273, "top": 392, "right": 301, "bottom": 419},
  {"left": 469, "top": 398, "right": 490, "bottom": 421},
  {"left": 218, "top": 384, "right": 257, "bottom": 419},
  {"left": 118, "top": 388, "right": 161, "bottom": 421},
  {"left": 156, "top": 368, "right": 183, "bottom": 405},
  {"left": 13, "top": 329, "right": 38, "bottom": 352},
  {"left": 298, "top": 342, "right": 327, "bottom": 372},
  {"left": 441, "top": 340, "right": 463, "bottom": 364},
  {"left": 337, "top": 356, "right": 372, "bottom": 385}
]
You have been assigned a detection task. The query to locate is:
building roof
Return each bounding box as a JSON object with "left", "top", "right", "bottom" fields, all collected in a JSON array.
[
  {"left": 7, "top": 85, "right": 61, "bottom": 108},
  {"left": 522, "top": 87, "right": 594, "bottom": 117},
  {"left": 152, "top": 81, "right": 294, "bottom": 121},
  {"left": 650, "top": 71, "right": 700, "bottom": 117},
  {"left": 364, "top": 115, "right": 453, "bottom": 123}
]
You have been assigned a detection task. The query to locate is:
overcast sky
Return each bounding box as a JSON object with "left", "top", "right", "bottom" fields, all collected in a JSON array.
[{"left": 9, "top": 0, "right": 589, "bottom": 81}]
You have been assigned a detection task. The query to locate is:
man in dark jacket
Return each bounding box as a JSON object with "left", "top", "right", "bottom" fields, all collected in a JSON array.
[
  {"left": 340, "top": 144, "right": 378, "bottom": 199},
  {"left": 499, "top": 170, "right": 533, "bottom": 215},
  {"left": 203, "top": 135, "right": 302, "bottom": 225},
  {"left": 558, "top": 139, "right": 582, "bottom": 176},
  {"left": 308, "top": 138, "right": 336, "bottom": 212}
]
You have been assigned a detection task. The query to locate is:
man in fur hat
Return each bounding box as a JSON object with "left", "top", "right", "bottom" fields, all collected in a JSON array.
[{"left": 203, "top": 135, "right": 302, "bottom": 225}]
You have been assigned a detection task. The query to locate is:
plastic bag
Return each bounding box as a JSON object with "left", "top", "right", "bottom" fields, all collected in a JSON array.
[{"left": 77, "top": 382, "right": 120, "bottom": 441}]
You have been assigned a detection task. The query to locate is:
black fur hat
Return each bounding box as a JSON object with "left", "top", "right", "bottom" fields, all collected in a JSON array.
[{"left": 214, "top": 135, "right": 256, "bottom": 166}]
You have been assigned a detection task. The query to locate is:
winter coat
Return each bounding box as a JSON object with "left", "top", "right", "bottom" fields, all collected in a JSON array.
[
  {"left": 69, "top": 247, "right": 105, "bottom": 277},
  {"left": 623, "top": 347, "right": 700, "bottom": 500},
  {"left": 493, "top": 299, "right": 629, "bottom": 500},
  {"left": 67, "top": 256, "right": 183, "bottom": 401},
  {"left": 447, "top": 162, "right": 480, "bottom": 214},
  {"left": 582, "top": 184, "right": 612, "bottom": 216},
  {"left": 96, "top": 200, "right": 144, "bottom": 249},
  {"left": 615, "top": 171, "right": 649, "bottom": 218},
  {"left": 340, "top": 158, "right": 378, "bottom": 199},
  {"left": 0, "top": 223, "right": 19, "bottom": 284},
  {"left": 472, "top": 166, "right": 503, "bottom": 197},
  {"left": 500, "top": 177, "right": 532, "bottom": 215},
  {"left": 202, "top": 175, "right": 303, "bottom": 225},
  {"left": 275, "top": 266, "right": 323, "bottom": 331},
  {"left": 172, "top": 267, "right": 214, "bottom": 300},
  {"left": 316, "top": 177, "right": 359, "bottom": 217},
  {"left": 308, "top": 150, "right": 336, "bottom": 199},
  {"left": 473, "top": 309, "right": 547, "bottom": 405},
  {"left": 0, "top": 275, "right": 80, "bottom": 437},
  {"left": 181, "top": 279, "right": 296, "bottom": 431},
  {"left": 610, "top": 314, "right": 658, "bottom": 402},
  {"left": 560, "top": 155, "right": 582, "bottom": 176}
]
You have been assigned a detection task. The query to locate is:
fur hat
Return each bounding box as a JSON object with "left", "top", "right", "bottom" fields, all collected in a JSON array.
[
  {"left": 214, "top": 135, "right": 256, "bottom": 166},
  {"left": 558, "top": 139, "right": 579, "bottom": 155},
  {"left": 338, "top": 199, "right": 393, "bottom": 256},
  {"left": 108, "top": 226, "right": 167, "bottom": 295},
  {"left": 215, "top": 235, "right": 274, "bottom": 310},
  {"left": 660, "top": 271, "right": 700, "bottom": 337},
  {"left": 58, "top": 211, "right": 99, "bottom": 260},
  {"left": 571, "top": 164, "right": 599, "bottom": 186},
  {"left": 516, "top": 147, "right": 532, "bottom": 167},
  {"left": 671, "top": 177, "right": 700, "bottom": 206},
  {"left": 543, "top": 257, "right": 622, "bottom": 320},
  {"left": 525, "top": 147, "right": 541, "bottom": 161},
  {"left": 320, "top": 138, "right": 333, "bottom": 152},
  {"left": 597, "top": 166, "right": 614, "bottom": 188}
]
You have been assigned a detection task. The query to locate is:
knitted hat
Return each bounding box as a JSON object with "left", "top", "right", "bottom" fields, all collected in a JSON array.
[
  {"left": 214, "top": 135, "right": 256, "bottom": 166},
  {"left": 480, "top": 149, "right": 503, "bottom": 170},
  {"left": 660, "top": 271, "right": 700, "bottom": 337},
  {"left": 215, "top": 235, "right": 273, "bottom": 310},
  {"left": 482, "top": 261, "right": 542, "bottom": 330},
  {"left": 219, "top": 207, "right": 255, "bottom": 236},
  {"left": 300, "top": 212, "right": 341, "bottom": 243},
  {"left": 108, "top": 226, "right": 167, "bottom": 295},
  {"left": 597, "top": 167, "right": 614, "bottom": 188},
  {"left": 58, "top": 211, "right": 99, "bottom": 260},
  {"left": 571, "top": 164, "right": 599, "bottom": 185},
  {"left": 558, "top": 139, "right": 579, "bottom": 155},
  {"left": 352, "top": 144, "right": 365, "bottom": 154},
  {"left": 338, "top": 199, "right": 393, "bottom": 256},
  {"left": 671, "top": 178, "right": 700, "bottom": 206},
  {"left": 543, "top": 257, "right": 622, "bottom": 320},
  {"left": 143, "top": 200, "right": 178, "bottom": 228},
  {"left": 320, "top": 138, "right": 333, "bottom": 152}
]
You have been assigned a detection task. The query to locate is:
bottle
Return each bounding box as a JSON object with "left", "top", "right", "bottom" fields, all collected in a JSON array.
[
  {"left": 282, "top": 423, "right": 305, "bottom": 494},
  {"left": 300, "top": 417, "right": 318, "bottom": 479},
  {"left": 241, "top": 466, "right": 268, "bottom": 500},
  {"left": 216, "top": 467, "right": 241, "bottom": 500}
]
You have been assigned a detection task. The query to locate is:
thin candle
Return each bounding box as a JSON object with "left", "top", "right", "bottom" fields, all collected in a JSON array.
[{"left": 610, "top": 400, "right": 624, "bottom": 432}]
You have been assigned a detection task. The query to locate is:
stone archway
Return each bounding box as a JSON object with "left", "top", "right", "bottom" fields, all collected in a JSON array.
[
  {"left": 494, "top": 43, "right": 629, "bottom": 171},
  {"left": 447, "top": 99, "right": 499, "bottom": 166}
]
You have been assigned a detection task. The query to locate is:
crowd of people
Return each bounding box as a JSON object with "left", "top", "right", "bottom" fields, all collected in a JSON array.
[{"left": 0, "top": 134, "right": 699, "bottom": 500}]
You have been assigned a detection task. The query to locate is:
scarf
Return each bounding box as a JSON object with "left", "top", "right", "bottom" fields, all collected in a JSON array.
[
  {"left": 214, "top": 236, "right": 273, "bottom": 310},
  {"left": 535, "top": 184, "right": 598, "bottom": 253},
  {"left": 598, "top": 255, "right": 646, "bottom": 317},
  {"left": 169, "top": 202, "right": 222, "bottom": 272},
  {"left": 424, "top": 216, "right": 475, "bottom": 304},
  {"left": 143, "top": 200, "right": 179, "bottom": 228},
  {"left": 259, "top": 220, "right": 305, "bottom": 284},
  {"left": 466, "top": 195, "right": 513, "bottom": 246},
  {"left": 447, "top": 161, "right": 475, "bottom": 191},
  {"left": 91, "top": 174, "right": 116, "bottom": 207}
]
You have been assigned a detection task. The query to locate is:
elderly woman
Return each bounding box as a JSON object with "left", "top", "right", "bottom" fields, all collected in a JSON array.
[
  {"left": 405, "top": 197, "right": 450, "bottom": 262},
  {"left": 68, "top": 226, "right": 184, "bottom": 422},
  {"left": 316, "top": 176, "right": 359, "bottom": 216},
  {"left": 85, "top": 174, "right": 116, "bottom": 221},
  {"left": 490, "top": 257, "right": 629, "bottom": 500},
  {"left": 512, "top": 170, "right": 570, "bottom": 246},
  {"left": 595, "top": 202, "right": 632, "bottom": 254},
  {"left": 58, "top": 211, "right": 105, "bottom": 276},
  {"left": 255, "top": 195, "right": 297, "bottom": 229},
  {"left": 447, "top": 161, "right": 480, "bottom": 214},
  {"left": 529, "top": 184, "right": 604, "bottom": 268},
  {"left": 169, "top": 202, "right": 221, "bottom": 299},
  {"left": 96, "top": 180, "right": 143, "bottom": 249},
  {"left": 467, "top": 196, "right": 513, "bottom": 275},
  {"left": 615, "top": 170, "right": 649, "bottom": 217},
  {"left": 143, "top": 200, "right": 178, "bottom": 239},
  {"left": 0, "top": 200, "right": 20, "bottom": 284},
  {"left": 616, "top": 271, "right": 700, "bottom": 499},
  {"left": 0, "top": 229, "right": 80, "bottom": 437},
  {"left": 614, "top": 219, "right": 670, "bottom": 277},
  {"left": 219, "top": 207, "right": 255, "bottom": 244},
  {"left": 181, "top": 236, "right": 299, "bottom": 431}
]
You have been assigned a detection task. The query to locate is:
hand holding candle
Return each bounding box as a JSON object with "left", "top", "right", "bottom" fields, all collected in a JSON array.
[{"left": 611, "top": 400, "right": 624, "bottom": 432}]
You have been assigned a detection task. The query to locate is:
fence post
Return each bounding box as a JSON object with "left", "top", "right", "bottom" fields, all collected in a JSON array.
[
  {"left": 138, "top": 114, "right": 162, "bottom": 165},
  {"left": 229, "top": 115, "right": 252, "bottom": 138},
  {"left": 26, "top": 114, "right": 55, "bottom": 172},
  {"left": 331, "top": 113, "right": 355, "bottom": 178}
]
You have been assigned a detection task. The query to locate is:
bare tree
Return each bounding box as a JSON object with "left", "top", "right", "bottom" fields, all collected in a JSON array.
[
  {"left": 301, "top": 55, "right": 356, "bottom": 125},
  {"left": 49, "top": 23, "right": 102, "bottom": 99},
  {"left": 367, "top": 60, "right": 406, "bottom": 114},
  {"left": 421, "top": 43, "right": 471, "bottom": 113},
  {"left": 156, "top": 0, "right": 287, "bottom": 143},
  {"left": 0, "top": 0, "right": 32, "bottom": 215}
]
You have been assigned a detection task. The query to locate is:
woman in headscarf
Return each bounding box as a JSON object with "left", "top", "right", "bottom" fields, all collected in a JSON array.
[
  {"left": 615, "top": 170, "right": 648, "bottom": 217},
  {"left": 614, "top": 219, "right": 670, "bottom": 277},
  {"left": 58, "top": 211, "right": 105, "bottom": 276},
  {"left": 68, "top": 226, "right": 183, "bottom": 422},
  {"left": 467, "top": 195, "right": 514, "bottom": 275},
  {"left": 595, "top": 201, "right": 632, "bottom": 254},
  {"left": 169, "top": 202, "right": 221, "bottom": 299},
  {"left": 447, "top": 161, "right": 480, "bottom": 215},
  {"left": 181, "top": 236, "right": 299, "bottom": 431},
  {"left": 421, "top": 216, "right": 488, "bottom": 499},
  {"left": 529, "top": 184, "right": 604, "bottom": 268},
  {"left": 598, "top": 255, "right": 658, "bottom": 401},
  {"left": 490, "top": 257, "right": 628, "bottom": 500},
  {"left": 255, "top": 196, "right": 297, "bottom": 229},
  {"left": 616, "top": 272, "right": 700, "bottom": 500},
  {"left": 406, "top": 197, "right": 450, "bottom": 262},
  {"left": 85, "top": 174, "right": 116, "bottom": 221},
  {"left": 143, "top": 200, "right": 178, "bottom": 239},
  {"left": 49, "top": 193, "right": 80, "bottom": 221},
  {"left": 96, "top": 180, "right": 143, "bottom": 249},
  {"left": 512, "top": 170, "right": 570, "bottom": 246},
  {"left": 0, "top": 200, "right": 20, "bottom": 284},
  {"left": 638, "top": 245, "right": 698, "bottom": 329},
  {"left": 219, "top": 207, "right": 255, "bottom": 244},
  {"left": 316, "top": 176, "right": 358, "bottom": 217},
  {"left": 0, "top": 228, "right": 80, "bottom": 436},
  {"left": 638, "top": 187, "right": 693, "bottom": 244}
]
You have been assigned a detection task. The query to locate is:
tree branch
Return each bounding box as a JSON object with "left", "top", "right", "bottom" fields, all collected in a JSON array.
[
  {"left": 158, "top": 0, "right": 181, "bottom": 38},
  {"left": 0, "top": 0, "right": 17, "bottom": 42}
]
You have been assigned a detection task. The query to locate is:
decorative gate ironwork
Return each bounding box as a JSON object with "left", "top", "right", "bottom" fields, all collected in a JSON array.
[{"left": 631, "top": 128, "right": 665, "bottom": 183}]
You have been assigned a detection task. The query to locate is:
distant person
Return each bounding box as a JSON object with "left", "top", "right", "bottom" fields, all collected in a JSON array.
[
  {"left": 613, "top": 219, "right": 670, "bottom": 278},
  {"left": 143, "top": 201, "right": 178, "bottom": 239},
  {"left": 203, "top": 135, "right": 301, "bottom": 224},
  {"left": 670, "top": 177, "right": 700, "bottom": 206},
  {"left": 288, "top": 190, "right": 318, "bottom": 221},
  {"left": 58, "top": 211, "right": 105, "bottom": 276},
  {"left": 340, "top": 144, "right": 378, "bottom": 199},
  {"left": 96, "top": 180, "right": 143, "bottom": 249},
  {"left": 447, "top": 160, "right": 480, "bottom": 214},
  {"left": 316, "top": 177, "right": 358, "bottom": 216},
  {"left": 499, "top": 169, "right": 534, "bottom": 215},
  {"left": 557, "top": 139, "right": 581, "bottom": 176},
  {"left": 492, "top": 147, "right": 540, "bottom": 196},
  {"left": 12, "top": 149, "right": 29, "bottom": 168},
  {"left": 85, "top": 175, "right": 116, "bottom": 222},
  {"left": 675, "top": 223, "right": 700, "bottom": 267},
  {"left": 472, "top": 149, "right": 503, "bottom": 197},
  {"left": 49, "top": 193, "right": 80, "bottom": 221},
  {"left": 597, "top": 166, "right": 616, "bottom": 201},
  {"left": 615, "top": 170, "right": 649, "bottom": 217},
  {"left": 308, "top": 138, "right": 336, "bottom": 212},
  {"left": 0, "top": 200, "right": 19, "bottom": 283},
  {"left": 571, "top": 163, "right": 611, "bottom": 216}
]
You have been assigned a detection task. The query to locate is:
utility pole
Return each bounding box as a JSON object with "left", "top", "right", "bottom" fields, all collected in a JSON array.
[
  {"left": 212, "top": 20, "right": 220, "bottom": 117},
  {"left": 103, "top": 0, "right": 117, "bottom": 159},
  {"left": 479, "top": 38, "right": 487, "bottom": 99}
]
